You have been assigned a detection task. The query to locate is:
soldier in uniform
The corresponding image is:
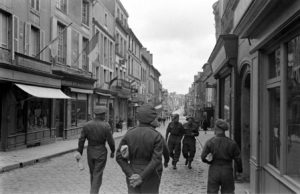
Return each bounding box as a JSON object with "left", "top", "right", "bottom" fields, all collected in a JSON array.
[
  {"left": 116, "top": 104, "right": 167, "bottom": 194},
  {"left": 76, "top": 106, "right": 115, "bottom": 194},
  {"left": 165, "top": 114, "right": 185, "bottom": 169},
  {"left": 201, "top": 119, "right": 242, "bottom": 194},
  {"left": 182, "top": 116, "right": 199, "bottom": 169}
]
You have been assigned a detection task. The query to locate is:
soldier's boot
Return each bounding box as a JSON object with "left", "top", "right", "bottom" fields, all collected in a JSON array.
[
  {"left": 188, "top": 161, "right": 192, "bottom": 169},
  {"left": 185, "top": 159, "right": 188, "bottom": 165},
  {"left": 172, "top": 160, "right": 177, "bottom": 170}
]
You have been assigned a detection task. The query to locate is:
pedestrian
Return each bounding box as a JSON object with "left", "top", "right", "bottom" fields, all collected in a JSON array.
[
  {"left": 182, "top": 116, "right": 199, "bottom": 169},
  {"left": 165, "top": 114, "right": 185, "bottom": 169},
  {"left": 116, "top": 104, "right": 167, "bottom": 194},
  {"left": 76, "top": 106, "right": 115, "bottom": 194},
  {"left": 201, "top": 119, "right": 243, "bottom": 194},
  {"left": 202, "top": 117, "right": 209, "bottom": 134}
]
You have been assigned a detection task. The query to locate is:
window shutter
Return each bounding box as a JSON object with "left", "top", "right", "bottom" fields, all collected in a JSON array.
[
  {"left": 12, "top": 15, "right": 19, "bottom": 59},
  {"left": 24, "top": 22, "right": 31, "bottom": 55},
  {"left": 40, "top": 30, "right": 45, "bottom": 60},
  {"left": 19, "top": 20, "right": 24, "bottom": 54}
]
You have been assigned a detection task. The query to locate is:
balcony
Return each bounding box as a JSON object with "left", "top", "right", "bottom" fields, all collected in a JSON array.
[
  {"left": 0, "top": 47, "right": 12, "bottom": 64},
  {"left": 116, "top": 79, "right": 130, "bottom": 89},
  {"left": 116, "top": 18, "right": 129, "bottom": 34}
]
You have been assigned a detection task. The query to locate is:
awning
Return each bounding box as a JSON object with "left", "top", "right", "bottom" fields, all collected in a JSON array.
[
  {"left": 95, "top": 92, "right": 112, "bottom": 98},
  {"left": 70, "top": 87, "right": 93, "bottom": 94},
  {"left": 15, "top": 83, "right": 70, "bottom": 99}
]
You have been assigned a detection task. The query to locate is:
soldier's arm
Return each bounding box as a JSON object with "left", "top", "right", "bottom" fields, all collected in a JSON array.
[
  {"left": 162, "top": 137, "right": 170, "bottom": 165},
  {"left": 140, "top": 134, "right": 163, "bottom": 180},
  {"left": 106, "top": 124, "right": 115, "bottom": 153},
  {"left": 201, "top": 141, "right": 212, "bottom": 164},
  {"left": 165, "top": 124, "right": 171, "bottom": 140},
  {"left": 116, "top": 136, "right": 134, "bottom": 177},
  {"left": 193, "top": 125, "right": 199, "bottom": 136},
  {"left": 233, "top": 143, "right": 243, "bottom": 173},
  {"left": 77, "top": 126, "right": 87, "bottom": 155}
]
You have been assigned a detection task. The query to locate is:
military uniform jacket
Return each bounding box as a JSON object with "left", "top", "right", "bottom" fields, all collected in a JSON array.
[
  {"left": 183, "top": 122, "right": 199, "bottom": 139},
  {"left": 201, "top": 134, "right": 242, "bottom": 172},
  {"left": 166, "top": 121, "right": 185, "bottom": 137},
  {"left": 77, "top": 119, "right": 115, "bottom": 155},
  {"left": 116, "top": 123, "right": 164, "bottom": 180}
]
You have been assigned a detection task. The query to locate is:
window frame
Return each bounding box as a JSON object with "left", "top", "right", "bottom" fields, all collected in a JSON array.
[
  {"left": 0, "top": 11, "right": 9, "bottom": 48},
  {"left": 81, "top": 0, "right": 89, "bottom": 26}
]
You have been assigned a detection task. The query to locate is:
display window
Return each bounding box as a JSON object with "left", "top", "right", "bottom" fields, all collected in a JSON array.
[
  {"left": 71, "top": 93, "right": 88, "bottom": 127},
  {"left": 27, "top": 99, "right": 50, "bottom": 131}
]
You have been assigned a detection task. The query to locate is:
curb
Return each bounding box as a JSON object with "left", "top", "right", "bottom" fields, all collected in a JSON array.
[{"left": 0, "top": 134, "right": 124, "bottom": 174}]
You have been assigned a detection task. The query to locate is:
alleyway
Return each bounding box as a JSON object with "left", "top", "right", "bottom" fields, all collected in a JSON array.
[{"left": 0, "top": 117, "right": 249, "bottom": 194}]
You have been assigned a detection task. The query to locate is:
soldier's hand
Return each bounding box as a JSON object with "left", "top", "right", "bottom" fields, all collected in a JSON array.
[
  {"left": 110, "top": 152, "right": 115, "bottom": 158},
  {"left": 129, "top": 174, "right": 142, "bottom": 187},
  {"left": 74, "top": 151, "right": 81, "bottom": 161}
]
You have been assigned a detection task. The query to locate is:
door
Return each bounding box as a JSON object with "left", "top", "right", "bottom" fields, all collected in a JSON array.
[{"left": 55, "top": 100, "right": 64, "bottom": 138}]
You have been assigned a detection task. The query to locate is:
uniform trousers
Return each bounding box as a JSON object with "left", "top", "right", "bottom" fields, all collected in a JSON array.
[
  {"left": 207, "top": 164, "right": 234, "bottom": 194},
  {"left": 167, "top": 135, "right": 182, "bottom": 162},
  {"left": 87, "top": 145, "right": 107, "bottom": 194},
  {"left": 182, "top": 137, "right": 196, "bottom": 162}
]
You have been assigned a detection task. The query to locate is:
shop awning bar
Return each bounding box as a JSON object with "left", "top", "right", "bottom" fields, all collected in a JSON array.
[
  {"left": 15, "top": 83, "right": 70, "bottom": 99},
  {"left": 95, "top": 92, "right": 112, "bottom": 97},
  {"left": 69, "top": 87, "right": 93, "bottom": 94}
]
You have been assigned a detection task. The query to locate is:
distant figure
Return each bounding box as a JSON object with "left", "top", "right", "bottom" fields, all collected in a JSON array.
[
  {"left": 201, "top": 119, "right": 242, "bottom": 194},
  {"left": 76, "top": 106, "right": 115, "bottom": 194},
  {"left": 116, "top": 104, "right": 166, "bottom": 194},
  {"left": 182, "top": 116, "right": 199, "bottom": 169},
  {"left": 165, "top": 114, "right": 185, "bottom": 169},
  {"left": 162, "top": 117, "right": 166, "bottom": 126},
  {"left": 202, "top": 118, "right": 209, "bottom": 134}
]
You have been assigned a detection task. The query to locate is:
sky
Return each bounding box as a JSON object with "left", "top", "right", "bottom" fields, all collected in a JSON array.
[{"left": 124, "top": 0, "right": 216, "bottom": 95}]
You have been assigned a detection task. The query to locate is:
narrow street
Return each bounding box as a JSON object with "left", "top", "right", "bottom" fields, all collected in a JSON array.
[{"left": 0, "top": 117, "right": 212, "bottom": 194}]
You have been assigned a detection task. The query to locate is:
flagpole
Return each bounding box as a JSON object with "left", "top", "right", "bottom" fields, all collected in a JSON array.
[
  {"left": 71, "top": 31, "right": 99, "bottom": 67},
  {"left": 35, "top": 22, "right": 72, "bottom": 59}
]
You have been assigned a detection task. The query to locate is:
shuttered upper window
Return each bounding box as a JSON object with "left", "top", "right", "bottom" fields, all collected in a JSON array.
[
  {"left": 82, "top": 0, "right": 89, "bottom": 26},
  {"left": 0, "top": 12, "right": 8, "bottom": 48}
]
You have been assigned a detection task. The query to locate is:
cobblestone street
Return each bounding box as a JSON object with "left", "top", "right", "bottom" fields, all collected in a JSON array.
[{"left": 0, "top": 120, "right": 248, "bottom": 194}]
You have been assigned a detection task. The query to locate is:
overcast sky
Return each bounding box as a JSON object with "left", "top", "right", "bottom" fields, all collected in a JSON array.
[{"left": 124, "top": 0, "right": 216, "bottom": 95}]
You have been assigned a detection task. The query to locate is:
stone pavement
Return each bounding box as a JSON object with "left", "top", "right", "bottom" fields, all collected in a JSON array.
[{"left": 0, "top": 129, "right": 127, "bottom": 173}]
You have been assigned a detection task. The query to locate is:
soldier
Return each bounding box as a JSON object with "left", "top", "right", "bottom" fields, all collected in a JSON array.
[
  {"left": 76, "top": 106, "right": 115, "bottom": 194},
  {"left": 116, "top": 104, "right": 166, "bottom": 194},
  {"left": 182, "top": 116, "right": 199, "bottom": 169},
  {"left": 165, "top": 114, "right": 185, "bottom": 169},
  {"left": 201, "top": 119, "right": 242, "bottom": 194}
]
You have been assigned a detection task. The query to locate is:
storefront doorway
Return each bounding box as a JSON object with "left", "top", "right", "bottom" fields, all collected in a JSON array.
[
  {"left": 55, "top": 100, "right": 64, "bottom": 138},
  {"left": 241, "top": 66, "right": 251, "bottom": 181}
]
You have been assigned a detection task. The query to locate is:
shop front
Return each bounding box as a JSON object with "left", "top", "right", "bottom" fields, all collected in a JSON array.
[
  {"left": 0, "top": 54, "right": 69, "bottom": 151},
  {"left": 52, "top": 68, "right": 95, "bottom": 139},
  {"left": 234, "top": 1, "right": 300, "bottom": 193}
]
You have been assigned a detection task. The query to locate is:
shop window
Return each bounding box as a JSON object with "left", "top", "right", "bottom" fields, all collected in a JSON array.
[
  {"left": 71, "top": 93, "right": 87, "bottom": 127},
  {"left": 27, "top": 99, "right": 50, "bottom": 131},
  {"left": 268, "top": 48, "right": 281, "bottom": 79},
  {"left": 286, "top": 36, "right": 300, "bottom": 182},
  {"left": 268, "top": 87, "right": 280, "bottom": 169}
]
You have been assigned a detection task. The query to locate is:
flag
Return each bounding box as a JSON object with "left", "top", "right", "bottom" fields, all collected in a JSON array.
[
  {"left": 109, "top": 76, "right": 118, "bottom": 87},
  {"left": 87, "top": 31, "right": 99, "bottom": 63}
]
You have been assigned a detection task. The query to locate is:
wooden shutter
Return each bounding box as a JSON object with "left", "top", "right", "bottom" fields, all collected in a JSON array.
[
  {"left": 19, "top": 20, "right": 24, "bottom": 54},
  {"left": 24, "top": 22, "right": 31, "bottom": 55},
  {"left": 12, "top": 15, "right": 19, "bottom": 59},
  {"left": 40, "top": 30, "right": 45, "bottom": 60}
]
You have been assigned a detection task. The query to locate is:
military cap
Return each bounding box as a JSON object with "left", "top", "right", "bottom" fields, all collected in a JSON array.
[
  {"left": 136, "top": 104, "right": 157, "bottom": 124},
  {"left": 215, "top": 119, "right": 229, "bottom": 131},
  {"left": 94, "top": 106, "right": 107, "bottom": 115}
]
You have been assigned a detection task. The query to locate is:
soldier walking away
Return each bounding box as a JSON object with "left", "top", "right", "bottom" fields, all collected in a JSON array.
[
  {"left": 182, "top": 116, "right": 199, "bottom": 169},
  {"left": 76, "top": 106, "right": 115, "bottom": 194},
  {"left": 201, "top": 119, "right": 242, "bottom": 194},
  {"left": 165, "top": 114, "right": 185, "bottom": 169},
  {"left": 116, "top": 104, "right": 166, "bottom": 194}
]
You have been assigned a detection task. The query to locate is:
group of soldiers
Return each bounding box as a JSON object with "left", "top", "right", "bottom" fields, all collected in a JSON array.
[{"left": 75, "top": 104, "right": 242, "bottom": 194}]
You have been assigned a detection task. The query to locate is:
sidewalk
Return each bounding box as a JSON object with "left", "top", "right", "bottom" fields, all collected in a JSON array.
[
  {"left": 196, "top": 129, "right": 250, "bottom": 194},
  {"left": 0, "top": 130, "right": 127, "bottom": 173}
]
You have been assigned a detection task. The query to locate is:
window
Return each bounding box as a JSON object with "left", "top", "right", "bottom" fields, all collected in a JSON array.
[
  {"left": 269, "top": 87, "right": 281, "bottom": 169},
  {"left": 286, "top": 36, "right": 300, "bottom": 182},
  {"left": 0, "top": 12, "right": 8, "bottom": 48},
  {"left": 268, "top": 48, "right": 281, "bottom": 79},
  {"left": 82, "top": 0, "right": 89, "bottom": 26},
  {"left": 57, "top": 23, "right": 66, "bottom": 64},
  {"left": 28, "top": 99, "right": 50, "bottom": 131},
  {"left": 96, "top": 66, "right": 99, "bottom": 84},
  {"left": 31, "top": 0, "right": 39, "bottom": 11},
  {"left": 104, "top": 13, "right": 107, "bottom": 27},
  {"left": 220, "top": 76, "right": 231, "bottom": 124},
  {"left": 56, "top": 0, "right": 67, "bottom": 12},
  {"left": 71, "top": 30, "right": 79, "bottom": 67},
  {"left": 110, "top": 41, "right": 113, "bottom": 68},
  {"left": 82, "top": 37, "right": 89, "bottom": 70},
  {"left": 71, "top": 93, "right": 87, "bottom": 126},
  {"left": 104, "top": 37, "right": 107, "bottom": 65},
  {"left": 30, "top": 26, "right": 40, "bottom": 57}
]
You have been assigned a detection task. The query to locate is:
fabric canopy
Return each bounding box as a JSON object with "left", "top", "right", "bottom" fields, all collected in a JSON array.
[{"left": 15, "top": 83, "right": 70, "bottom": 99}]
